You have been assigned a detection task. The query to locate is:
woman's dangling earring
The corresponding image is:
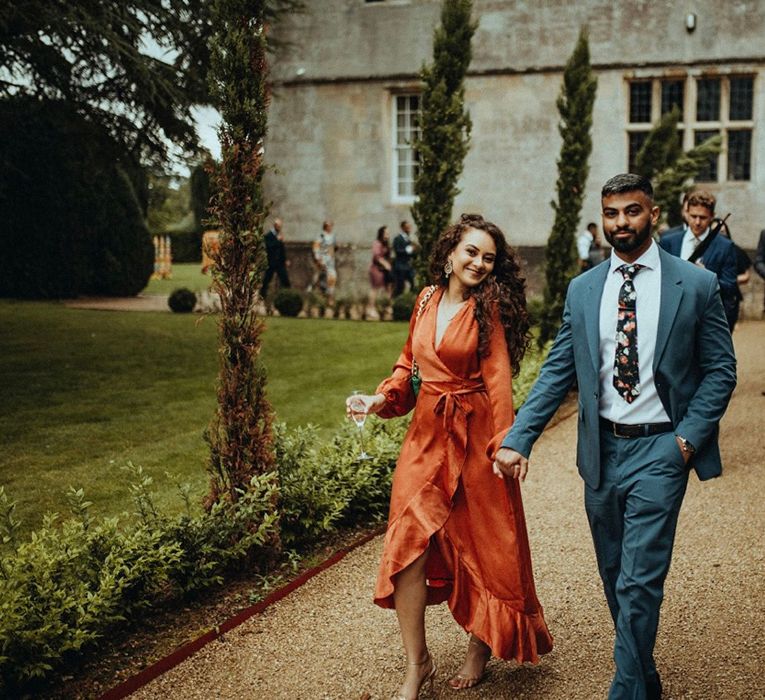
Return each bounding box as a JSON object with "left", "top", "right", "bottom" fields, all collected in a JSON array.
[{"left": 444, "top": 259, "right": 453, "bottom": 277}]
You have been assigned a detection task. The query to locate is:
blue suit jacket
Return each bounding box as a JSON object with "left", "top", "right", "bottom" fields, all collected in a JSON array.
[
  {"left": 502, "top": 247, "right": 737, "bottom": 489},
  {"left": 658, "top": 229, "right": 738, "bottom": 295}
]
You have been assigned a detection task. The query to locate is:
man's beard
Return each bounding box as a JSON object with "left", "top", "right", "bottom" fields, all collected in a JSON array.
[{"left": 605, "top": 220, "right": 652, "bottom": 253}]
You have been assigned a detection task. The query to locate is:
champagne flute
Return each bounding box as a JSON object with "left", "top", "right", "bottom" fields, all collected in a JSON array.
[{"left": 349, "top": 390, "right": 372, "bottom": 460}]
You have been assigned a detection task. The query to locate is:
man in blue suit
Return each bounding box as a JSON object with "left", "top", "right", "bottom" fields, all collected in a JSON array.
[
  {"left": 658, "top": 190, "right": 738, "bottom": 328},
  {"left": 494, "top": 174, "right": 736, "bottom": 699}
]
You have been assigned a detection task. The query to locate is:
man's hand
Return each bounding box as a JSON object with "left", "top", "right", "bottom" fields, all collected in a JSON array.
[
  {"left": 675, "top": 436, "right": 692, "bottom": 465},
  {"left": 493, "top": 447, "right": 529, "bottom": 481}
]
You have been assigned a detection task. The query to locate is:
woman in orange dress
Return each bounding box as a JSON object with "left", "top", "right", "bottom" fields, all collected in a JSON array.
[{"left": 346, "top": 214, "right": 552, "bottom": 699}]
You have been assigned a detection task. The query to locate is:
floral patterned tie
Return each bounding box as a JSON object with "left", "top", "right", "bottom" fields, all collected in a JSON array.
[{"left": 613, "top": 263, "right": 645, "bottom": 403}]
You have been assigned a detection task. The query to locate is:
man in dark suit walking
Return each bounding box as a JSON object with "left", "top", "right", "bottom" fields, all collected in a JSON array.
[
  {"left": 658, "top": 190, "right": 738, "bottom": 314},
  {"left": 494, "top": 174, "right": 736, "bottom": 699},
  {"left": 755, "top": 228, "right": 765, "bottom": 312},
  {"left": 260, "top": 217, "right": 290, "bottom": 298},
  {"left": 392, "top": 220, "right": 417, "bottom": 297}
]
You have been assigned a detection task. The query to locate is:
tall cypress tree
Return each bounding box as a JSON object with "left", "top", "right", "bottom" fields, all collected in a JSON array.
[
  {"left": 411, "top": 0, "right": 476, "bottom": 282},
  {"left": 539, "top": 28, "right": 597, "bottom": 346},
  {"left": 204, "top": 0, "right": 299, "bottom": 509}
]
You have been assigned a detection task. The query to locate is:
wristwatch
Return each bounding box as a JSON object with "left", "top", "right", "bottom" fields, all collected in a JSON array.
[{"left": 677, "top": 436, "right": 696, "bottom": 455}]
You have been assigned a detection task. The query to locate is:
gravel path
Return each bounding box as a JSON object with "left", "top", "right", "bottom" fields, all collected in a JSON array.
[
  {"left": 131, "top": 321, "right": 765, "bottom": 700},
  {"left": 64, "top": 295, "right": 170, "bottom": 312}
]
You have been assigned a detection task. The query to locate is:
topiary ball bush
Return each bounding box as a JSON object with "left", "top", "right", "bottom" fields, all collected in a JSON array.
[
  {"left": 168, "top": 287, "right": 197, "bottom": 313},
  {"left": 273, "top": 288, "right": 304, "bottom": 317},
  {"left": 392, "top": 291, "right": 418, "bottom": 322}
]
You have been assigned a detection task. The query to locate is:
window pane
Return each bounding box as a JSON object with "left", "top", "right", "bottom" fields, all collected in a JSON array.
[
  {"left": 727, "top": 130, "right": 751, "bottom": 181},
  {"left": 696, "top": 78, "right": 720, "bottom": 121},
  {"left": 694, "top": 130, "right": 720, "bottom": 181},
  {"left": 729, "top": 77, "right": 753, "bottom": 120},
  {"left": 629, "top": 82, "right": 652, "bottom": 123},
  {"left": 394, "top": 93, "right": 421, "bottom": 198},
  {"left": 661, "top": 79, "right": 684, "bottom": 119},
  {"left": 628, "top": 131, "right": 649, "bottom": 172}
]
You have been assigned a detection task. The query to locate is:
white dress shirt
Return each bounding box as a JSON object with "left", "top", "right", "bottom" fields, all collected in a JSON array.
[
  {"left": 577, "top": 230, "right": 594, "bottom": 261},
  {"left": 599, "top": 240, "right": 671, "bottom": 424},
  {"left": 680, "top": 227, "right": 709, "bottom": 260}
]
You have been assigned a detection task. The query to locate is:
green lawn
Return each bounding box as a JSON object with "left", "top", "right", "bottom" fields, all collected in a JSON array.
[
  {"left": 0, "top": 300, "right": 407, "bottom": 532},
  {"left": 141, "top": 262, "right": 212, "bottom": 295}
]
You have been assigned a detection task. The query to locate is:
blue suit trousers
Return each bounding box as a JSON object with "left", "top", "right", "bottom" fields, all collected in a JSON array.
[{"left": 585, "top": 430, "right": 689, "bottom": 700}]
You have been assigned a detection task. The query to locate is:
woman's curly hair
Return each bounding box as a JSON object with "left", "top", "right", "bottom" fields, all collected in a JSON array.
[{"left": 428, "top": 213, "right": 531, "bottom": 376}]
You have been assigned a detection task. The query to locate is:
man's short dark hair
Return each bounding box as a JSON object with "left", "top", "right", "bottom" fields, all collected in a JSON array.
[
  {"left": 587, "top": 222, "right": 597, "bottom": 231},
  {"left": 601, "top": 173, "right": 654, "bottom": 200}
]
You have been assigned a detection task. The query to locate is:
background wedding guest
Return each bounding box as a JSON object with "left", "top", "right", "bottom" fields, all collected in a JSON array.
[
  {"left": 392, "top": 220, "right": 417, "bottom": 297},
  {"left": 260, "top": 217, "right": 290, "bottom": 298},
  {"left": 311, "top": 219, "right": 337, "bottom": 306},
  {"left": 368, "top": 225, "right": 392, "bottom": 315},
  {"left": 715, "top": 219, "right": 752, "bottom": 330}
]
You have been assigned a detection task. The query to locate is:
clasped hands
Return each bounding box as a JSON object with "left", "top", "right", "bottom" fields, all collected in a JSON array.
[{"left": 492, "top": 447, "right": 528, "bottom": 482}]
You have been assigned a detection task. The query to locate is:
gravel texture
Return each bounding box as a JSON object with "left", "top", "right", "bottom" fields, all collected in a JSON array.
[{"left": 131, "top": 320, "right": 765, "bottom": 700}]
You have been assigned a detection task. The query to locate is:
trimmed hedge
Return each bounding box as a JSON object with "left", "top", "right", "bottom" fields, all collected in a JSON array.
[
  {"left": 168, "top": 288, "right": 197, "bottom": 313},
  {"left": 0, "top": 98, "right": 153, "bottom": 299},
  {"left": 392, "top": 291, "right": 418, "bottom": 321},
  {"left": 273, "top": 288, "right": 303, "bottom": 317}
]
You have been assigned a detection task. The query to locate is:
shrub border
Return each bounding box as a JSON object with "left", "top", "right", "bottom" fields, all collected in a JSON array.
[{"left": 99, "top": 525, "right": 386, "bottom": 699}]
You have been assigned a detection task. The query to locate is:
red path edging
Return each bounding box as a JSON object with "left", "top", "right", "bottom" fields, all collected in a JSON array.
[{"left": 99, "top": 526, "right": 385, "bottom": 699}]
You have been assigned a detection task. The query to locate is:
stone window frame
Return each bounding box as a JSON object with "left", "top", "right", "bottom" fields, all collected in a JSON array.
[
  {"left": 391, "top": 92, "right": 422, "bottom": 204},
  {"left": 626, "top": 72, "right": 755, "bottom": 183}
]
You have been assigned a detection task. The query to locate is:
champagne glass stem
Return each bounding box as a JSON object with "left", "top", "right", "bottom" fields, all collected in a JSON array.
[{"left": 358, "top": 424, "right": 367, "bottom": 457}]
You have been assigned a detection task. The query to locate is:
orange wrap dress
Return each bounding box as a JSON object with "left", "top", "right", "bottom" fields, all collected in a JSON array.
[{"left": 374, "top": 287, "right": 553, "bottom": 663}]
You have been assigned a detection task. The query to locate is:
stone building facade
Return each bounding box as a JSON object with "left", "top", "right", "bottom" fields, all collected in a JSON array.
[{"left": 264, "top": 0, "right": 765, "bottom": 310}]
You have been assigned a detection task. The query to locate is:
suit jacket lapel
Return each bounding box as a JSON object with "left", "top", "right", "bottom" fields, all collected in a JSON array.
[
  {"left": 585, "top": 262, "right": 609, "bottom": 374},
  {"left": 654, "top": 247, "right": 683, "bottom": 371}
]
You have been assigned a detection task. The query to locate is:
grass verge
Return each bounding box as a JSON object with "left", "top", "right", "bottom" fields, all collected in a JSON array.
[{"left": 0, "top": 301, "right": 407, "bottom": 531}]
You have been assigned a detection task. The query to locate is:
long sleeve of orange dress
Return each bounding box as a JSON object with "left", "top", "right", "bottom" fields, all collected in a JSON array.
[{"left": 374, "top": 286, "right": 553, "bottom": 664}]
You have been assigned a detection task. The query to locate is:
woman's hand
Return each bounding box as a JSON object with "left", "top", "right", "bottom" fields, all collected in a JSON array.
[
  {"left": 493, "top": 447, "right": 528, "bottom": 481},
  {"left": 345, "top": 392, "right": 386, "bottom": 419}
]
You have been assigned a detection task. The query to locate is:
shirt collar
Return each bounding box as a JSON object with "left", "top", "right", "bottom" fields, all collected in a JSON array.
[
  {"left": 609, "top": 239, "right": 659, "bottom": 273},
  {"left": 683, "top": 227, "right": 709, "bottom": 245}
]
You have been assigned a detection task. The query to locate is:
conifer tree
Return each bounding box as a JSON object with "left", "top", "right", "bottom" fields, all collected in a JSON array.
[
  {"left": 190, "top": 158, "right": 214, "bottom": 232},
  {"left": 539, "top": 28, "right": 597, "bottom": 346},
  {"left": 634, "top": 107, "right": 683, "bottom": 180},
  {"left": 411, "top": 0, "right": 476, "bottom": 282},
  {"left": 634, "top": 109, "right": 722, "bottom": 226},
  {"left": 204, "top": 0, "right": 300, "bottom": 509}
]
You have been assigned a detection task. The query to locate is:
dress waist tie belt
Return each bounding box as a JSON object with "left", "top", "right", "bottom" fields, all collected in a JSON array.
[
  {"left": 421, "top": 380, "right": 485, "bottom": 432},
  {"left": 420, "top": 381, "right": 486, "bottom": 491}
]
